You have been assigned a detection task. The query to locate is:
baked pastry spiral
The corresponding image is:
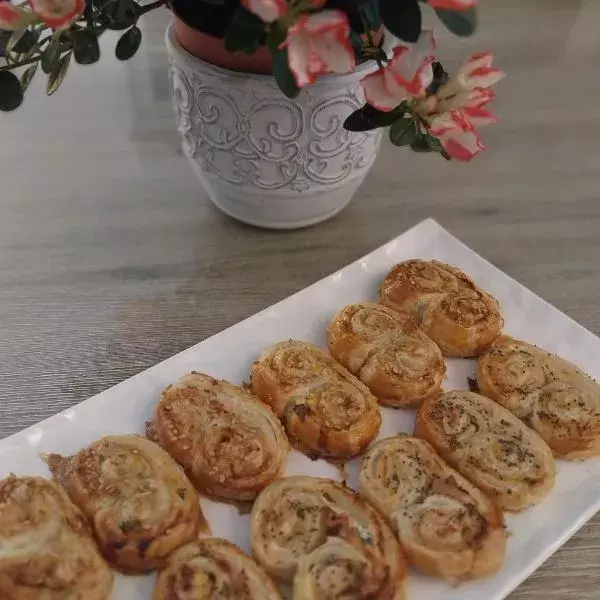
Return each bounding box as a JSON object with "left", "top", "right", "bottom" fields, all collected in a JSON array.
[
  {"left": 0, "top": 475, "right": 113, "bottom": 600},
  {"left": 251, "top": 340, "right": 381, "bottom": 459},
  {"left": 379, "top": 260, "right": 503, "bottom": 357},
  {"left": 250, "top": 476, "right": 406, "bottom": 600},
  {"left": 154, "top": 538, "right": 282, "bottom": 600},
  {"left": 359, "top": 435, "right": 505, "bottom": 582},
  {"left": 45, "top": 435, "right": 202, "bottom": 573},
  {"left": 415, "top": 390, "right": 555, "bottom": 511},
  {"left": 327, "top": 302, "right": 445, "bottom": 407},
  {"left": 154, "top": 372, "right": 288, "bottom": 502},
  {"left": 477, "top": 335, "right": 600, "bottom": 459}
]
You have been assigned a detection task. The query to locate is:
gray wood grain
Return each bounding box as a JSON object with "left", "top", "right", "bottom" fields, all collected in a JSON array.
[{"left": 1, "top": 1, "right": 599, "bottom": 597}]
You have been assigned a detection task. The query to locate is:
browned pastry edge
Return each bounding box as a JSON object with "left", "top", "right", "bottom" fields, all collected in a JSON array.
[
  {"left": 415, "top": 390, "right": 556, "bottom": 511},
  {"left": 251, "top": 340, "right": 382, "bottom": 459},
  {"left": 45, "top": 435, "right": 202, "bottom": 574},
  {"left": 327, "top": 302, "right": 446, "bottom": 407},
  {"left": 154, "top": 372, "right": 289, "bottom": 502},
  {"left": 379, "top": 259, "right": 503, "bottom": 358}
]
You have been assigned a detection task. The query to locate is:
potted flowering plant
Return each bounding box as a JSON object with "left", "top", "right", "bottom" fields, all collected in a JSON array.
[{"left": 0, "top": 0, "right": 503, "bottom": 228}]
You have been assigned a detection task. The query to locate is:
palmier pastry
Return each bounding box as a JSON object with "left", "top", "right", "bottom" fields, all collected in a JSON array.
[
  {"left": 478, "top": 335, "right": 600, "bottom": 459},
  {"left": 416, "top": 391, "right": 555, "bottom": 511},
  {"left": 250, "top": 476, "right": 406, "bottom": 600},
  {"left": 154, "top": 372, "right": 288, "bottom": 501},
  {"left": 379, "top": 259, "right": 503, "bottom": 357},
  {"left": 154, "top": 538, "right": 282, "bottom": 600},
  {"left": 327, "top": 302, "right": 445, "bottom": 407},
  {"left": 359, "top": 435, "right": 505, "bottom": 582},
  {"left": 0, "top": 475, "right": 113, "bottom": 600},
  {"left": 251, "top": 340, "right": 381, "bottom": 459},
  {"left": 46, "top": 435, "right": 201, "bottom": 573}
]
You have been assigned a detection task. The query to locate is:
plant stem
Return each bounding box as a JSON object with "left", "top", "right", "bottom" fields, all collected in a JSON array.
[
  {"left": 0, "top": 56, "right": 41, "bottom": 72},
  {"left": 137, "top": 0, "right": 167, "bottom": 14},
  {"left": 358, "top": 7, "right": 384, "bottom": 70}
]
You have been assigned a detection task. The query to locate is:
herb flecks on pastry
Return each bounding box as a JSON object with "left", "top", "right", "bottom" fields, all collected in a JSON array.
[
  {"left": 0, "top": 475, "right": 114, "bottom": 599},
  {"left": 250, "top": 476, "right": 406, "bottom": 600},
  {"left": 478, "top": 335, "right": 600, "bottom": 459},
  {"left": 416, "top": 390, "right": 555, "bottom": 511},
  {"left": 154, "top": 538, "right": 282, "bottom": 600},
  {"left": 360, "top": 435, "right": 506, "bottom": 582},
  {"left": 46, "top": 434, "right": 202, "bottom": 573}
]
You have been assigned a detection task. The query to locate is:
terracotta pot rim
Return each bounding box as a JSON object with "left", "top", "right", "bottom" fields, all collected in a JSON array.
[{"left": 166, "top": 21, "right": 381, "bottom": 86}]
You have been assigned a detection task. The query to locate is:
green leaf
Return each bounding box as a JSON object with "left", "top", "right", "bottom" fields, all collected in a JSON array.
[
  {"left": 105, "top": 0, "right": 138, "bottom": 30},
  {"left": 46, "top": 51, "right": 72, "bottom": 96},
  {"left": 389, "top": 118, "right": 418, "bottom": 146},
  {"left": 0, "top": 31, "right": 11, "bottom": 57},
  {"left": 223, "top": 6, "right": 264, "bottom": 55},
  {"left": 265, "top": 22, "right": 286, "bottom": 54},
  {"left": 410, "top": 132, "right": 452, "bottom": 159},
  {"left": 115, "top": 25, "right": 141, "bottom": 60},
  {"left": 74, "top": 29, "right": 100, "bottom": 64},
  {"left": 410, "top": 133, "right": 433, "bottom": 152},
  {"left": 41, "top": 35, "right": 61, "bottom": 74},
  {"left": 361, "top": 0, "right": 382, "bottom": 30},
  {"left": 6, "top": 29, "right": 26, "bottom": 54},
  {"left": 273, "top": 48, "right": 299, "bottom": 99},
  {"left": 425, "top": 134, "right": 452, "bottom": 159},
  {"left": 379, "top": 0, "right": 421, "bottom": 43},
  {"left": 434, "top": 7, "right": 477, "bottom": 37},
  {"left": 344, "top": 103, "right": 408, "bottom": 132},
  {"left": 20, "top": 63, "right": 38, "bottom": 92},
  {"left": 0, "top": 71, "right": 24, "bottom": 111}
]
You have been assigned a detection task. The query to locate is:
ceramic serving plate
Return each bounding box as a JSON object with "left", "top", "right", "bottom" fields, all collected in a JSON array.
[{"left": 2, "top": 218, "right": 599, "bottom": 600}]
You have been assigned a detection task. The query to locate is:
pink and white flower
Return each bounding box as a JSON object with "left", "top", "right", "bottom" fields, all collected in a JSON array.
[
  {"left": 361, "top": 30, "right": 436, "bottom": 112},
  {"left": 283, "top": 10, "right": 355, "bottom": 88},
  {"left": 427, "top": 109, "right": 485, "bottom": 161},
  {"left": 448, "top": 51, "right": 505, "bottom": 92},
  {"left": 28, "top": 0, "right": 84, "bottom": 29},
  {"left": 0, "top": 2, "right": 38, "bottom": 31},
  {"left": 242, "top": 0, "right": 286, "bottom": 23},
  {"left": 428, "top": 0, "right": 479, "bottom": 9},
  {"left": 435, "top": 87, "right": 495, "bottom": 113}
]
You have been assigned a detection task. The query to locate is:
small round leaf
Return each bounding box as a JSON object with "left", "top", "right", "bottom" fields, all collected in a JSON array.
[
  {"left": 115, "top": 26, "right": 142, "bottom": 61},
  {"left": 74, "top": 29, "right": 100, "bottom": 64},
  {"left": 0, "top": 71, "right": 24, "bottom": 111}
]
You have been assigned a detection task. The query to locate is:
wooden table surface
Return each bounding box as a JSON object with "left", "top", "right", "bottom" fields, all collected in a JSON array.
[{"left": 1, "top": 1, "right": 599, "bottom": 597}]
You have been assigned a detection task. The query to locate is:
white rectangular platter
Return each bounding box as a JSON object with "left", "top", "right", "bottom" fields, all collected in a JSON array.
[{"left": 2, "top": 217, "right": 600, "bottom": 600}]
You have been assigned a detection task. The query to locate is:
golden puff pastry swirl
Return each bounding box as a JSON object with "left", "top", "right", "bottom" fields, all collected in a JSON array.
[
  {"left": 154, "top": 538, "right": 282, "bottom": 600},
  {"left": 359, "top": 435, "right": 505, "bottom": 582},
  {"left": 328, "top": 303, "right": 445, "bottom": 407},
  {"left": 251, "top": 340, "right": 381, "bottom": 459},
  {"left": 250, "top": 476, "right": 406, "bottom": 600},
  {"left": 379, "top": 260, "right": 503, "bottom": 357},
  {"left": 154, "top": 372, "right": 288, "bottom": 502},
  {"left": 45, "top": 435, "right": 202, "bottom": 573},
  {"left": 478, "top": 336, "right": 600, "bottom": 459},
  {"left": 0, "top": 475, "right": 113, "bottom": 600},
  {"left": 416, "top": 391, "right": 555, "bottom": 511}
]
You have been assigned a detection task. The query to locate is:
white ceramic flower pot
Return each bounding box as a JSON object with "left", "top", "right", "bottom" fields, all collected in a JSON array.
[{"left": 165, "top": 23, "right": 382, "bottom": 229}]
